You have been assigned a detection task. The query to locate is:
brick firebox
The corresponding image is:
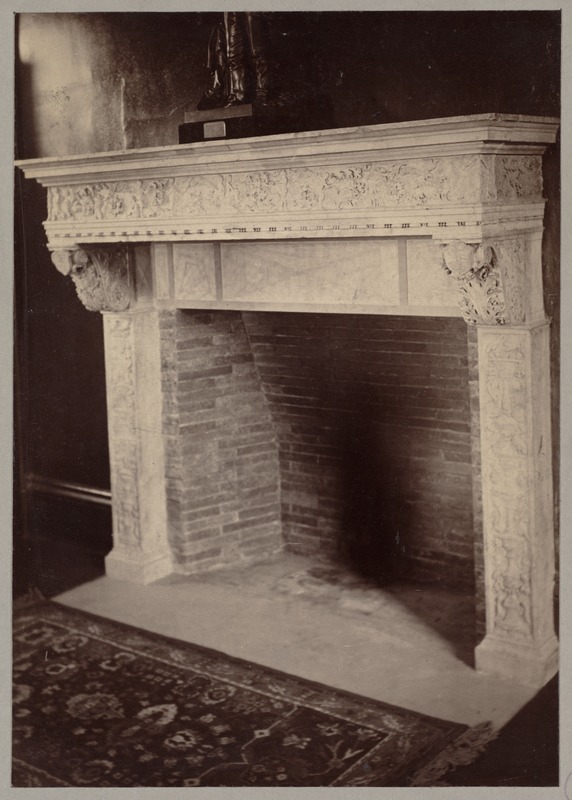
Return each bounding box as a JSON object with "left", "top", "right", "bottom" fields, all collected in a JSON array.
[{"left": 160, "top": 309, "right": 477, "bottom": 588}]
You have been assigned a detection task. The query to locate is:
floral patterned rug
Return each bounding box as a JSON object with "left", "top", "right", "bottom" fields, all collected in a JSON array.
[{"left": 13, "top": 600, "right": 475, "bottom": 787}]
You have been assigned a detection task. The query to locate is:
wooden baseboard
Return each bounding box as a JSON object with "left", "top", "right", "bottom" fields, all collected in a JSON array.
[{"left": 23, "top": 473, "right": 111, "bottom": 506}]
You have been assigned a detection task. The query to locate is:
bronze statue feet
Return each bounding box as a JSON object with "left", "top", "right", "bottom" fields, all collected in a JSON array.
[{"left": 197, "top": 86, "right": 227, "bottom": 111}]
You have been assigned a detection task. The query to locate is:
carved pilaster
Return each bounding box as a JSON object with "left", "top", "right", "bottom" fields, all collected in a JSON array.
[
  {"left": 103, "top": 309, "right": 173, "bottom": 584},
  {"left": 442, "top": 232, "right": 557, "bottom": 686},
  {"left": 50, "top": 245, "right": 132, "bottom": 312},
  {"left": 474, "top": 323, "right": 558, "bottom": 685}
]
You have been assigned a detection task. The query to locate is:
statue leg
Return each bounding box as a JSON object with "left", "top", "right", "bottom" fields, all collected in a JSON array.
[
  {"left": 197, "top": 23, "right": 228, "bottom": 110},
  {"left": 244, "top": 12, "right": 273, "bottom": 104},
  {"left": 224, "top": 12, "right": 250, "bottom": 106}
]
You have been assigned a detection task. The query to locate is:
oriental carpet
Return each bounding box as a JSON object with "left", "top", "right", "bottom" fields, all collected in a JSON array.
[{"left": 12, "top": 600, "right": 491, "bottom": 787}]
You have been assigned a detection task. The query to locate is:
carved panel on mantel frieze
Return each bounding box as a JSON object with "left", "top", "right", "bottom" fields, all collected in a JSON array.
[
  {"left": 50, "top": 245, "right": 131, "bottom": 312},
  {"left": 46, "top": 154, "right": 544, "bottom": 227},
  {"left": 494, "top": 155, "right": 543, "bottom": 202},
  {"left": 17, "top": 115, "right": 557, "bottom": 251}
]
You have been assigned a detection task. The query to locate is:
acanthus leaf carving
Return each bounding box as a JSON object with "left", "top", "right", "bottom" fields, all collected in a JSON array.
[
  {"left": 441, "top": 241, "right": 506, "bottom": 326},
  {"left": 442, "top": 238, "right": 537, "bottom": 327},
  {"left": 52, "top": 245, "right": 132, "bottom": 312}
]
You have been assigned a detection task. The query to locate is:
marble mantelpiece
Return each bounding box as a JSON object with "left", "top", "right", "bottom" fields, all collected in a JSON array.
[{"left": 16, "top": 114, "right": 560, "bottom": 688}]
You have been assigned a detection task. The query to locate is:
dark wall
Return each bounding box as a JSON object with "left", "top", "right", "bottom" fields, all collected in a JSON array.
[
  {"left": 14, "top": 12, "right": 560, "bottom": 571},
  {"left": 17, "top": 12, "right": 560, "bottom": 161},
  {"left": 292, "top": 11, "right": 560, "bottom": 125},
  {"left": 14, "top": 8, "right": 562, "bottom": 172}
]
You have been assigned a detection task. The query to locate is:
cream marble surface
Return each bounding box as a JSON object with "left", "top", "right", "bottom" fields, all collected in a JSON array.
[
  {"left": 221, "top": 239, "right": 400, "bottom": 306},
  {"left": 406, "top": 239, "right": 458, "bottom": 307},
  {"left": 173, "top": 243, "right": 217, "bottom": 300}
]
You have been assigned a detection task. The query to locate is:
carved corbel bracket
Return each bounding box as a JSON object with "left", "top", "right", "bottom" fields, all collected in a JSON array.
[
  {"left": 441, "top": 241, "right": 506, "bottom": 326},
  {"left": 50, "top": 245, "right": 131, "bottom": 312}
]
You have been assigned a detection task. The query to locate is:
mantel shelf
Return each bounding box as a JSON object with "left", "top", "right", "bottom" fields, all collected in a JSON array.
[
  {"left": 16, "top": 113, "right": 559, "bottom": 180},
  {"left": 16, "top": 114, "right": 559, "bottom": 252}
]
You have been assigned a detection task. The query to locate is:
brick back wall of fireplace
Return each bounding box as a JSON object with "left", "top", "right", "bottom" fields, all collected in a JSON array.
[
  {"left": 247, "top": 313, "right": 475, "bottom": 591},
  {"left": 164, "top": 309, "right": 477, "bottom": 592}
]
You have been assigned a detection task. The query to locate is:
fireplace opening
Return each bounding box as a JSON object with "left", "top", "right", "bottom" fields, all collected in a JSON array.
[{"left": 161, "top": 308, "right": 479, "bottom": 645}]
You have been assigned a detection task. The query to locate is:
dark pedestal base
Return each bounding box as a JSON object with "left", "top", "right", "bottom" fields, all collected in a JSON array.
[
  {"left": 179, "top": 95, "right": 335, "bottom": 144},
  {"left": 179, "top": 104, "right": 255, "bottom": 143}
]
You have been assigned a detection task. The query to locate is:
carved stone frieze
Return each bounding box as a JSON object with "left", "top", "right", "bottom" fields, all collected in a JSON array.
[
  {"left": 47, "top": 155, "right": 491, "bottom": 225},
  {"left": 48, "top": 179, "right": 175, "bottom": 222},
  {"left": 51, "top": 245, "right": 131, "bottom": 312},
  {"left": 226, "top": 170, "right": 287, "bottom": 214},
  {"left": 495, "top": 155, "right": 543, "bottom": 202}
]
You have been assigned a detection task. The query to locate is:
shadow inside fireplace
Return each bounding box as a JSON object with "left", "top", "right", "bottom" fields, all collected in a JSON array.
[
  {"left": 337, "top": 416, "right": 407, "bottom": 585},
  {"left": 332, "top": 415, "right": 477, "bottom": 667}
]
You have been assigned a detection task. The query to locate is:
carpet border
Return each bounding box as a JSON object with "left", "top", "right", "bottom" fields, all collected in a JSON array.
[
  {"left": 12, "top": 758, "right": 72, "bottom": 788},
  {"left": 13, "top": 597, "right": 477, "bottom": 788},
  {"left": 14, "top": 597, "right": 468, "bottom": 735}
]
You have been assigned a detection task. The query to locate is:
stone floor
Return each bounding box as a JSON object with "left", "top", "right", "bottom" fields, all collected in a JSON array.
[{"left": 55, "top": 550, "right": 540, "bottom": 730}]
